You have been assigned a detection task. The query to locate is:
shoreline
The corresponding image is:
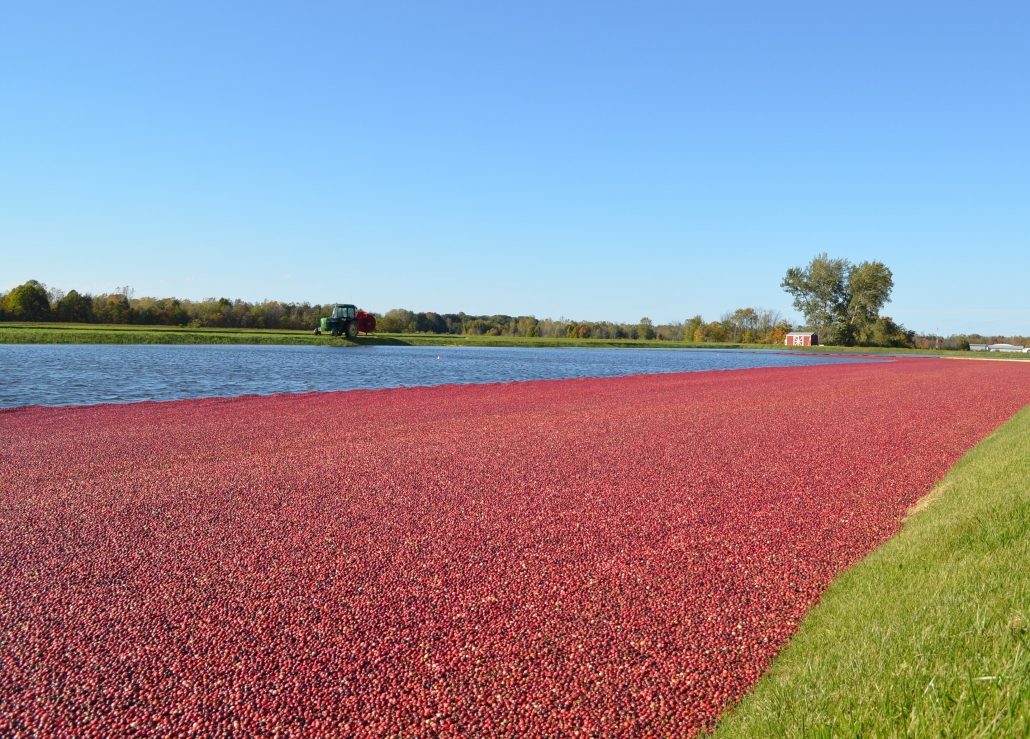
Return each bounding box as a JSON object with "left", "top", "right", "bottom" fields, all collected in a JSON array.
[{"left": 3, "top": 322, "right": 1023, "bottom": 358}]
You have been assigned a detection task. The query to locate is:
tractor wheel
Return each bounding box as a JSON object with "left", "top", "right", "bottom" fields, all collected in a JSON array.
[
  {"left": 330, "top": 328, "right": 339, "bottom": 337},
  {"left": 313, "top": 328, "right": 321, "bottom": 336},
  {"left": 345, "top": 321, "right": 359, "bottom": 339}
]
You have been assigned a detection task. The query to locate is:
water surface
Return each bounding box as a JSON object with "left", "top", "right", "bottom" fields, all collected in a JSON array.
[{"left": 0, "top": 344, "right": 878, "bottom": 408}]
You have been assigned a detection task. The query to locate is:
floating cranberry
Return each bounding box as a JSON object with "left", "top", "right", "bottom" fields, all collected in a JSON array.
[{"left": 2, "top": 360, "right": 1029, "bottom": 736}]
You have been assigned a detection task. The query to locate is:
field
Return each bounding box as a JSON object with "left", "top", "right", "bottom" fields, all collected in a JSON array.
[
  {"left": 2, "top": 360, "right": 1030, "bottom": 736},
  {"left": 0, "top": 321, "right": 998, "bottom": 355}
]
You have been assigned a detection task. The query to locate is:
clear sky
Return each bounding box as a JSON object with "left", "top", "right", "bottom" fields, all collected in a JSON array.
[{"left": 2, "top": 2, "right": 1027, "bottom": 334}]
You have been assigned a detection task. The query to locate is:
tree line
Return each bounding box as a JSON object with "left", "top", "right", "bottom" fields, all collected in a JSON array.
[
  {"left": 908, "top": 332, "right": 1028, "bottom": 351},
  {"left": 1, "top": 279, "right": 796, "bottom": 342},
  {"left": 375, "top": 307, "right": 793, "bottom": 343},
  {"left": 0, "top": 281, "right": 336, "bottom": 330},
  {"left": 4, "top": 259, "right": 1016, "bottom": 348},
  {"left": 0, "top": 282, "right": 793, "bottom": 342}
]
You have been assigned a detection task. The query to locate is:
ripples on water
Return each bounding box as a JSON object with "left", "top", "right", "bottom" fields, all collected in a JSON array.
[{"left": 0, "top": 344, "right": 879, "bottom": 408}]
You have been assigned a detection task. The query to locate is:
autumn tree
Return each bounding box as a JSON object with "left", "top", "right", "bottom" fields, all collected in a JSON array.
[{"left": 3, "top": 280, "right": 51, "bottom": 321}]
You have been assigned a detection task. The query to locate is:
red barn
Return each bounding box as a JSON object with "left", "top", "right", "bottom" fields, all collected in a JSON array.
[{"left": 785, "top": 332, "right": 818, "bottom": 347}]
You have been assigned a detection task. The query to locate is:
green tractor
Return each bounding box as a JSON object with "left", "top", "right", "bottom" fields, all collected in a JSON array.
[{"left": 314, "top": 304, "right": 376, "bottom": 338}]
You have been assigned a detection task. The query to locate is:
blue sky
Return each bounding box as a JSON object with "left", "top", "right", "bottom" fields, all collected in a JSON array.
[{"left": 2, "top": 2, "right": 1027, "bottom": 334}]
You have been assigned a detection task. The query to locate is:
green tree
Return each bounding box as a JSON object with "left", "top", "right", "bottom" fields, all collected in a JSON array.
[
  {"left": 781, "top": 254, "right": 850, "bottom": 340},
  {"left": 3, "top": 280, "right": 51, "bottom": 321},
  {"left": 516, "top": 317, "right": 538, "bottom": 337},
  {"left": 718, "top": 308, "right": 784, "bottom": 343},
  {"left": 845, "top": 261, "right": 894, "bottom": 338},
  {"left": 638, "top": 317, "right": 655, "bottom": 340},
  {"left": 377, "top": 309, "right": 415, "bottom": 333},
  {"left": 857, "top": 316, "right": 913, "bottom": 348},
  {"left": 695, "top": 321, "right": 727, "bottom": 342},
  {"left": 55, "top": 290, "right": 94, "bottom": 322},
  {"left": 781, "top": 254, "right": 894, "bottom": 345},
  {"left": 684, "top": 315, "right": 703, "bottom": 343}
]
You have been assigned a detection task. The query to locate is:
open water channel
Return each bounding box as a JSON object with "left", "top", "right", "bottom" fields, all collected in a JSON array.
[{"left": 0, "top": 344, "right": 878, "bottom": 408}]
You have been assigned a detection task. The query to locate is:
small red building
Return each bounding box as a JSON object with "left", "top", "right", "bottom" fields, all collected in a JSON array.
[{"left": 785, "top": 332, "right": 818, "bottom": 347}]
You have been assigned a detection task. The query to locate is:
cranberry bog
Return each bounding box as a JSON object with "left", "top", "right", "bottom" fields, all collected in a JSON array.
[{"left": 3, "top": 359, "right": 1030, "bottom": 737}]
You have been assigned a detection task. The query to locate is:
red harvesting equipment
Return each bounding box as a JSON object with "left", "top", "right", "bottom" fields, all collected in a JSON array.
[
  {"left": 355, "top": 310, "right": 376, "bottom": 335},
  {"left": 315, "top": 304, "right": 376, "bottom": 338}
]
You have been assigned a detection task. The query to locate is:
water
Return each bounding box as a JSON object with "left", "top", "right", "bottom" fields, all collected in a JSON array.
[{"left": 0, "top": 344, "right": 879, "bottom": 408}]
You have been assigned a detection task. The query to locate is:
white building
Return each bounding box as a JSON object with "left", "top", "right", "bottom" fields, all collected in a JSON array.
[{"left": 987, "top": 343, "right": 1025, "bottom": 353}]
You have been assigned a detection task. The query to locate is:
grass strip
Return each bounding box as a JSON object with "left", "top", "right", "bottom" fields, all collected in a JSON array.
[
  {"left": 712, "top": 404, "right": 1030, "bottom": 737},
  {"left": 3, "top": 323, "right": 1022, "bottom": 356},
  {"left": 0, "top": 326, "right": 339, "bottom": 345}
]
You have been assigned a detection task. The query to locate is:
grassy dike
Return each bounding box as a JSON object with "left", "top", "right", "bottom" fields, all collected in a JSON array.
[
  {"left": 0, "top": 322, "right": 995, "bottom": 356},
  {"left": 0, "top": 322, "right": 350, "bottom": 346},
  {"left": 0, "top": 322, "right": 735, "bottom": 348},
  {"left": 712, "top": 404, "right": 1030, "bottom": 737}
]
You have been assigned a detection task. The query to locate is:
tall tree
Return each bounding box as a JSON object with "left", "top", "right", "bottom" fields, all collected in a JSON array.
[
  {"left": 845, "top": 260, "right": 894, "bottom": 335},
  {"left": 684, "top": 315, "right": 703, "bottom": 343},
  {"left": 780, "top": 254, "right": 850, "bottom": 338},
  {"left": 781, "top": 254, "right": 894, "bottom": 345}
]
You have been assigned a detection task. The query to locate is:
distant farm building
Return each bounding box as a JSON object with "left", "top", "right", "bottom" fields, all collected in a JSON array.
[
  {"left": 785, "top": 332, "right": 818, "bottom": 347},
  {"left": 970, "top": 344, "right": 988, "bottom": 351},
  {"left": 987, "top": 343, "right": 1026, "bottom": 353}
]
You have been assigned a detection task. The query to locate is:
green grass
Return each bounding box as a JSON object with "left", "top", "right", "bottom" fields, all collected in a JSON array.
[
  {"left": 0, "top": 323, "right": 346, "bottom": 345},
  {"left": 0, "top": 322, "right": 729, "bottom": 347},
  {"left": 1, "top": 322, "right": 1020, "bottom": 357},
  {"left": 712, "top": 404, "right": 1030, "bottom": 738}
]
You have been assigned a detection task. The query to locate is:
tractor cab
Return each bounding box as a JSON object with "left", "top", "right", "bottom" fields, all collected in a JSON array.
[
  {"left": 331, "top": 304, "right": 356, "bottom": 320},
  {"left": 315, "top": 303, "right": 375, "bottom": 338}
]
